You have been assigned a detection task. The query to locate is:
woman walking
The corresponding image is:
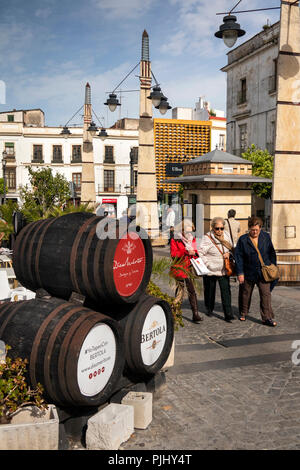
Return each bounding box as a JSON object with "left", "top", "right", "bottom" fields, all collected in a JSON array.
[
  {"left": 198, "top": 217, "right": 234, "bottom": 322},
  {"left": 170, "top": 220, "right": 203, "bottom": 324},
  {"left": 234, "top": 216, "right": 278, "bottom": 326}
]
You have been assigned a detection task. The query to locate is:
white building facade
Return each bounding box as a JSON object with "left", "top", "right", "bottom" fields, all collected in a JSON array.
[
  {"left": 221, "top": 22, "right": 279, "bottom": 157},
  {"left": 0, "top": 110, "right": 139, "bottom": 218}
]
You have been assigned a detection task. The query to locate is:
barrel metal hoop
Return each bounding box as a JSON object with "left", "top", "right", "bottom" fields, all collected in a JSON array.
[
  {"left": 34, "top": 218, "right": 58, "bottom": 286},
  {"left": 43, "top": 305, "right": 85, "bottom": 404},
  {"left": 70, "top": 216, "right": 99, "bottom": 295},
  {"left": 15, "top": 222, "right": 39, "bottom": 282},
  {"left": 26, "top": 219, "right": 52, "bottom": 289},
  {"left": 81, "top": 220, "right": 99, "bottom": 301},
  {"left": 62, "top": 312, "right": 104, "bottom": 403},
  {"left": 0, "top": 302, "right": 15, "bottom": 333},
  {"left": 29, "top": 301, "right": 71, "bottom": 388},
  {"left": 0, "top": 303, "right": 22, "bottom": 339}
]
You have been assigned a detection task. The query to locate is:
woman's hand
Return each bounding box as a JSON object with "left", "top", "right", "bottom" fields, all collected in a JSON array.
[
  {"left": 223, "top": 252, "right": 230, "bottom": 259},
  {"left": 188, "top": 249, "right": 195, "bottom": 256},
  {"left": 238, "top": 275, "right": 245, "bottom": 284}
]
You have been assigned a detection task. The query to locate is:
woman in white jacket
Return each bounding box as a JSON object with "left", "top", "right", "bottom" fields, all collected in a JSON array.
[{"left": 198, "top": 217, "right": 234, "bottom": 322}]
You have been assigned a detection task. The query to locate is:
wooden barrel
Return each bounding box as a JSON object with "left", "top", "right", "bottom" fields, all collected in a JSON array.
[
  {"left": 0, "top": 297, "right": 125, "bottom": 407},
  {"left": 104, "top": 294, "right": 174, "bottom": 378},
  {"left": 13, "top": 212, "right": 153, "bottom": 306}
]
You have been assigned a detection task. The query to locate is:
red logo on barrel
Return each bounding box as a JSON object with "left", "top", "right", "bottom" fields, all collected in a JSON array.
[{"left": 113, "top": 232, "right": 146, "bottom": 297}]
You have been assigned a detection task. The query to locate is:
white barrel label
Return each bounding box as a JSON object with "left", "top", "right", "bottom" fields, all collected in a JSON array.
[
  {"left": 141, "top": 305, "right": 167, "bottom": 366},
  {"left": 77, "top": 324, "right": 116, "bottom": 397}
]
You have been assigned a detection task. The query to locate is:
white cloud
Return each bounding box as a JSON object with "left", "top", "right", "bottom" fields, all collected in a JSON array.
[
  {"left": 160, "top": 0, "right": 280, "bottom": 58},
  {"left": 92, "top": 0, "right": 156, "bottom": 18},
  {"left": 35, "top": 8, "right": 52, "bottom": 19}
]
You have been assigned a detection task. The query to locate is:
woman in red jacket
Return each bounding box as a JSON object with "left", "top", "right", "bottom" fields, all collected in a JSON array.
[{"left": 170, "top": 220, "right": 203, "bottom": 324}]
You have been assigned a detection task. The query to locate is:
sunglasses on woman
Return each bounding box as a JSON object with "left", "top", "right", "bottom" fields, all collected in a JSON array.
[{"left": 214, "top": 227, "right": 224, "bottom": 231}]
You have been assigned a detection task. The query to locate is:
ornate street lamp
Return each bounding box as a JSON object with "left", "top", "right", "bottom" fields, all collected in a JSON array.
[
  {"left": 147, "top": 85, "right": 164, "bottom": 107},
  {"left": 214, "top": 0, "right": 282, "bottom": 48},
  {"left": 98, "top": 128, "right": 108, "bottom": 140},
  {"left": 87, "top": 121, "right": 98, "bottom": 132},
  {"left": 104, "top": 93, "right": 121, "bottom": 112},
  {"left": 2, "top": 150, "right": 7, "bottom": 204},
  {"left": 60, "top": 125, "right": 71, "bottom": 135},
  {"left": 155, "top": 95, "right": 172, "bottom": 115},
  {"left": 215, "top": 15, "right": 245, "bottom": 48}
]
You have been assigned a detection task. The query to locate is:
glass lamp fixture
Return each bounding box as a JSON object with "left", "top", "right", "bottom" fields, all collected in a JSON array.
[
  {"left": 147, "top": 85, "right": 164, "bottom": 107},
  {"left": 60, "top": 126, "right": 71, "bottom": 135},
  {"left": 98, "top": 128, "right": 108, "bottom": 140},
  {"left": 215, "top": 15, "right": 245, "bottom": 48},
  {"left": 87, "top": 121, "right": 98, "bottom": 132},
  {"left": 104, "top": 93, "right": 121, "bottom": 112},
  {"left": 155, "top": 96, "right": 172, "bottom": 115}
]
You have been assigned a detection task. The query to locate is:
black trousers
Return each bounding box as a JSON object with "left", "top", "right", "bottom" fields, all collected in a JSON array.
[{"left": 203, "top": 275, "right": 232, "bottom": 318}]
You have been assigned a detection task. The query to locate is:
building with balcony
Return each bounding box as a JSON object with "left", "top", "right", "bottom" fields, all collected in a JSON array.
[{"left": 0, "top": 109, "right": 139, "bottom": 217}]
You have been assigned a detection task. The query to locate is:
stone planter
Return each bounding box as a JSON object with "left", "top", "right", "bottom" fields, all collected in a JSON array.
[{"left": 0, "top": 405, "right": 59, "bottom": 450}]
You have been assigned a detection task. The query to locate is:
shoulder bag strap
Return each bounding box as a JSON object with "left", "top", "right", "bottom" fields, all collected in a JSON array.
[
  {"left": 249, "top": 237, "right": 265, "bottom": 267},
  {"left": 226, "top": 218, "right": 234, "bottom": 246},
  {"left": 206, "top": 234, "right": 224, "bottom": 256}
]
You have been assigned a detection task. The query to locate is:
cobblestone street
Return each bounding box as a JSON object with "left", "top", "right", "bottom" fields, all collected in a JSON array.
[{"left": 120, "top": 248, "right": 300, "bottom": 450}]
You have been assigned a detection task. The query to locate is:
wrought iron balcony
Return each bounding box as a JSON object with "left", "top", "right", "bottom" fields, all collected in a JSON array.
[{"left": 97, "top": 184, "right": 122, "bottom": 193}]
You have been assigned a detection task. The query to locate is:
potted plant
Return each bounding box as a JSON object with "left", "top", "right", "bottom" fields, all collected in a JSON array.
[{"left": 0, "top": 345, "right": 59, "bottom": 450}]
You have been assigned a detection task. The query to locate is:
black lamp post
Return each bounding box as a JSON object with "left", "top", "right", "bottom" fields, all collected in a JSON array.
[
  {"left": 98, "top": 128, "right": 108, "bottom": 140},
  {"left": 2, "top": 151, "right": 7, "bottom": 204},
  {"left": 155, "top": 95, "right": 172, "bottom": 115},
  {"left": 147, "top": 85, "right": 164, "bottom": 107},
  {"left": 215, "top": 14, "right": 245, "bottom": 48},
  {"left": 60, "top": 125, "right": 71, "bottom": 135},
  {"left": 87, "top": 121, "right": 98, "bottom": 132},
  {"left": 104, "top": 93, "right": 121, "bottom": 112}
]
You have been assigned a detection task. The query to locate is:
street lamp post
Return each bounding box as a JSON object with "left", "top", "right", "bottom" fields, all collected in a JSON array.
[
  {"left": 2, "top": 151, "right": 7, "bottom": 205},
  {"left": 104, "top": 30, "right": 172, "bottom": 240}
]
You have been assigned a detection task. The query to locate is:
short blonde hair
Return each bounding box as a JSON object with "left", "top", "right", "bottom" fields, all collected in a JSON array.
[
  {"left": 174, "top": 219, "right": 195, "bottom": 236},
  {"left": 211, "top": 217, "right": 225, "bottom": 228}
]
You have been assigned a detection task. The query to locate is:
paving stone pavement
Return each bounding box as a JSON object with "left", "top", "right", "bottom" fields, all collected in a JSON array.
[{"left": 119, "top": 248, "right": 300, "bottom": 451}]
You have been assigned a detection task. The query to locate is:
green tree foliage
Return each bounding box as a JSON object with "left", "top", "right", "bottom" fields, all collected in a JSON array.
[
  {"left": 242, "top": 144, "right": 274, "bottom": 199},
  {"left": 19, "top": 167, "right": 71, "bottom": 220},
  {"left": 0, "top": 346, "right": 47, "bottom": 424},
  {"left": 0, "top": 200, "right": 18, "bottom": 239},
  {"left": 0, "top": 178, "right": 7, "bottom": 196}
]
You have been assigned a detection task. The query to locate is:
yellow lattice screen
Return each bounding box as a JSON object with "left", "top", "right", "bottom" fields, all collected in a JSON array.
[{"left": 154, "top": 118, "right": 212, "bottom": 193}]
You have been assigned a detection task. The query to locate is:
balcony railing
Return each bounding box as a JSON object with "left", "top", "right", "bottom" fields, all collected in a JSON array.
[{"left": 98, "top": 184, "right": 122, "bottom": 193}]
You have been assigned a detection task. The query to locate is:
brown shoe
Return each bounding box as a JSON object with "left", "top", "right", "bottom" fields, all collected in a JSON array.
[{"left": 193, "top": 313, "right": 203, "bottom": 323}]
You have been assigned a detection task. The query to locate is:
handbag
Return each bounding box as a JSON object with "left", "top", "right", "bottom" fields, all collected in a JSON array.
[
  {"left": 190, "top": 256, "right": 210, "bottom": 276},
  {"left": 206, "top": 234, "right": 236, "bottom": 277},
  {"left": 250, "top": 240, "right": 280, "bottom": 282}
]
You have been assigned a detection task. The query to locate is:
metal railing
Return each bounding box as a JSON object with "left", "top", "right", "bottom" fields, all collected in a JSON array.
[{"left": 97, "top": 184, "right": 122, "bottom": 193}]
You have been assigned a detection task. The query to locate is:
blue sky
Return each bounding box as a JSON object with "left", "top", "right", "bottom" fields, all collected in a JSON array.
[{"left": 0, "top": 0, "right": 280, "bottom": 128}]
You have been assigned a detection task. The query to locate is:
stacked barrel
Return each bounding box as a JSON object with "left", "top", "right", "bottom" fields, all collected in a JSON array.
[{"left": 0, "top": 213, "right": 174, "bottom": 408}]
